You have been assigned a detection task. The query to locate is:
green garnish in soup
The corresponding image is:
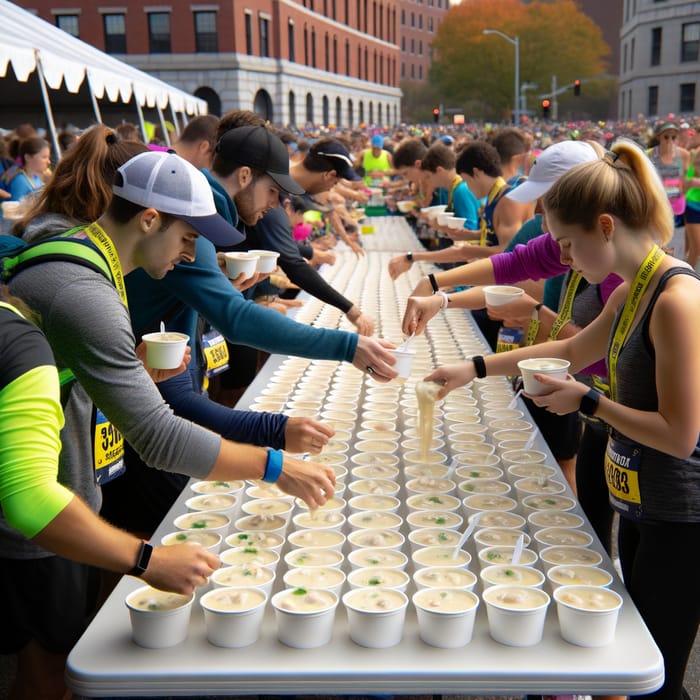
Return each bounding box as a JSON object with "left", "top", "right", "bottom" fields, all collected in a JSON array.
[
  {"left": 435, "top": 517, "right": 446, "bottom": 525},
  {"left": 293, "top": 588, "right": 307, "bottom": 595},
  {"left": 191, "top": 520, "right": 207, "bottom": 528},
  {"left": 428, "top": 496, "right": 443, "bottom": 504},
  {"left": 437, "top": 532, "right": 448, "bottom": 542},
  {"left": 176, "top": 533, "right": 188, "bottom": 541},
  {"left": 243, "top": 548, "right": 258, "bottom": 554}
]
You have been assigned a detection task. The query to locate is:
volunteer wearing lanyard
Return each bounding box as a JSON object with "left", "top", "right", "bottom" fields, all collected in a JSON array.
[{"left": 426, "top": 140, "right": 700, "bottom": 700}]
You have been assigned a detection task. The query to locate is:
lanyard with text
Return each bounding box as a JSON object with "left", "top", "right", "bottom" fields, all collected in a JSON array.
[
  {"left": 83, "top": 222, "right": 127, "bottom": 484},
  {"left": 447, "top": 175, "right": 461, "bottom": 211},
  {"left": 548, "top": 271, "right": 583, "bottom": 340},
  {"left": 608, "top": 245, "right": 665, "bottom": 401},
  {"left": 84, "top": 222, "right": 128, "bottom": 309},
  {"left": 479, "top": 177, "right": 506, "bottom": 247}
]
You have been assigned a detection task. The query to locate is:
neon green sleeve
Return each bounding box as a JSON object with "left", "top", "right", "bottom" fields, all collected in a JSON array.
[{"left": 0, "top": 364, "right": 73, "bottom": 538}]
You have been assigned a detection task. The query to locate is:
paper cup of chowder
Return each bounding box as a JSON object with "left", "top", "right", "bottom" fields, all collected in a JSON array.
[
  {"left": 173, "top": 511, "right": 231, "bottom": 538},
  {"left": 408, "top": 527, "right": 462, "bottom": 554},
  {"left": 347, "top": 528, "right": 405, "bottom": 551},
  {"left": 283, "top": 566, "right": 347, "bottom": 597},
  {"left": 223, "top": 251, "right": 259, "bottom": 280},
  {"left": 125, "top": 586, "right": 194, "bottom": 649},
  {"left": 225, "top": 530, "right": 285, "bottom": 554},
  {"left": 527, "top": 510, "right": 585, "bottom": 531},
  {"left": 219, "top": 546, "right": 280, "bottom": 572},
  {"left": 474, "top": 527, "right": 531, "bottom": 551},
  {"left": 517, "top": 358, "right": 571, "bottom": 396},
  {"left": 547, "top": 564, "right": 614, "bottom": 591},
  {"left": 210, "top": 563, "right": 276, "bottom": 598},
  {"left": 411, "top": 546, "right": 471, "bottom": 570},
  {"left": 200, "top": 587, "right": 267, "bottom": 648},
  {"left": 480, "top": 564, "right": 545, "bottom": 590},
  {"left": 247, "top": 249, "right": 280, "bottom": 273},
  {"left": 388, "top": 348, "right": 415, "bottom": 381},
  {"left": 413, "top": 588, "right": 480, "bottom": 648},
  {"left": 161, "top": 529, "right": 222, "bottom": 554},
  {"left": 553, "top": 585, "right": 623, "bottom": 647},
  {"left": 271, "top": 588, "right": 339, "bottom": 649},
  {"left": 141, "top": 331, "right": 189, "bottom": 370},
  {"left": 478, "top": 545, "right": 538, "bottom": 570},
  {"left": 348, "top": 547, "right": 408, "bottom": 572},
  {"left": 534, "top": 527, "right": 594, "bottom": 550},
  {"left": 413, "top": 566, "right": 478, "bottom": 592},
  {"left": 190, "top": 479, "right": 245, "bottom": 496},
  {"left": 284, "top": 546, "right": 344, "bottom": 570},
  {"left": 406, "top": 509, "right": 463, "bottom": 531},
  {"left": 287, "top": 528, "right": 346, "bottom": 552},
  {"left": 185, "top": 493, "right": 238, "bottom": 520},
  {"left": 483, "top": 285, "right": 525, "bottom": 306},
  {"left": 347, "top": 567, "right": 410, "bottom": 593},
  {"left": 539, "top": 545, "right": 603, "bottom": 572},
  {"left": 483, "top": 585, "right": 551, "bottom": 647},
  {"left": 342, "top": 587, "right": 409, "bottom": 648}
]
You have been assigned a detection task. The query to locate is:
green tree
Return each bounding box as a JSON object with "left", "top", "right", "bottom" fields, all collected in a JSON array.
[{"left": 429, "top": 0, "right": 609, "bottom": 121}]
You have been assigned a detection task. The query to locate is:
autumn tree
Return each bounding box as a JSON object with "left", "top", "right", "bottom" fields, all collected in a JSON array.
[{"left": 429, "top": 0, "right": 609, "bottom": 121}]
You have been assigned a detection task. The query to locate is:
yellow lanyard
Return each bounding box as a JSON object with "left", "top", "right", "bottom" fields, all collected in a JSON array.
[
  {"left": 447, "top": 175, "right": 461, "bottom": 210},
  {"left": 479, "top": 177, "right": 506, "bottom": 247},
  {"left": 549, "top": 271, "right": 583, "bottom": 340},
  {"left": 84, "top": 222, "right": 128, "bottom": 309},
  {"left": 608, "top": 244, "right": 665, "bottom": 401}
]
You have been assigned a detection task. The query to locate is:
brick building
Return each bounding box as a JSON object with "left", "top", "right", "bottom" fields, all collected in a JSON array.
[
  {"left": 398, "top": 0, "right": 449, "bottom": 83},
  {"left": 17, "top": 0, "right": 403, "bottom": 127}
]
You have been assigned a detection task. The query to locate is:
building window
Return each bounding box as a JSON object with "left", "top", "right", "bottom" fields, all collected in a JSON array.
[
  {"left": 650, "top": 27, "right": 661, "bottom": 66},
  {"left": 304, "top": 28, "right": 309, "bottom": 64},
  {"left": 288, "top": 20, "right": 295, "bottom": 62},
  {"left": 418, "top": 40, "right": 423, "bottom": 55},
  {"left": 103, "top": 13, "right": 126, "bottom": 53},
  {"left": 357, "top": 45, "right": 362, "bottom": 77},
  {"left": 289, "top": 90, "right": 296, "bottom": 126},
  {"left": 410, "top": 63, "right": 415, "bottom": 79},
  {"left": 56, "top": 14, "right": 79, "bottom": 37},
  {"left": 345, "top": 39, "right": 350, "bottom": 76},
  {"left": 680, "top": 83, "right": 696, "bottom": 113},
  {"left": 245, "top": 13, "right": 253, "bottom": 54},
  {"left": 259, "top": 16, "right": 270, "bottom": 57},
  {"left": 410, "top": 38, "right": 414, "bottom": 55},
  {"left": 648, "top": 85, "right": 658, "bottom": 116},
  {"left": 681, "top": 23, "right": 700, "bottom": 63},
  {"left": 311, "top": 29, "right": 317, "bottom": 67},
  {"left": 419, "top": 64, "right": 423, "bottom": 80},
  {"left": 418, "top": 14, "right": 422, "bottom": 29},
  {"left": 410, "top": 12, "right": 415, "bottom": 27},
  {"left": 428, "top": 17, "right": 433, "bottom": 32},
  {"left": 194, "top": 11, "right": 217, "bottom": 53},
  {"left": 333, "top": 37, "right": 338, "bottom": 72},
  {"left": 306, "top": 93, "right": 314, "bottom": 123},
  {"left": 332, "top": 0, "right": 337, "bottom": 20},
  {"left": 630, "top": 37, "right": 635, "bottom": 70},
  {"left": 401, "top": 62, "right": 405, "bottom": 79},
  {"left": 148, "top": 12, "right": 171, "bottom": 53},
  {"left": 345, "top": 0, "right": 349, "bottom": 23},
  {"left": 623, "top": 43, "right": 627, "bottom": 73},
  {"left": 325, "top": 33, "right": 330, "bottom": 71},
  {"left": 401, "top": 9, "right": 405, "bottom": 25}
]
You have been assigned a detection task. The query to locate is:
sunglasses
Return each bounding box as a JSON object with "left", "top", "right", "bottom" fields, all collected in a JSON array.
[{"left": 663, "top": 134, "right": 677, "bottom": 140}]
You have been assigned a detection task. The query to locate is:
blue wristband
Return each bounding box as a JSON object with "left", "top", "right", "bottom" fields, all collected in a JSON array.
[{"left": 263, "top": 448, "right": 284, "bottom": 483}]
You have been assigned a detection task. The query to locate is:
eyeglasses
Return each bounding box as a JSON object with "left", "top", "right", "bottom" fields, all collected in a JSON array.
[{"left": 663, "top": 134, "right": 677, "bottom": 140}]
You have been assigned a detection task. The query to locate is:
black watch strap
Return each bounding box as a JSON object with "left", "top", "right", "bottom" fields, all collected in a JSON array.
[
  {"left": 128, "top": 541, "right": 153, "bottom": 577},
  {"left": 579, "top": 388, "right": 601, "bottom": 416},
  {"left": 406, "top": 251, "right": 414, "bottom": 262}
]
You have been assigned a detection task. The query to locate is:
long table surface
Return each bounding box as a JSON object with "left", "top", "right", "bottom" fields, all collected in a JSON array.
[{"left": 66, "top": 217, "right": 664, "bottom": 698}]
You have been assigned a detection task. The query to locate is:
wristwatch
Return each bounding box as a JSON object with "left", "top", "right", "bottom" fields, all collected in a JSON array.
[
  {"left": 405, "top": 251, "right": 414, "bottom": 262},
  {"left": 128, "top": 540, "right": 153, "bottom": 577},
  {"left": 579, "top": 388, "right": 601, "bottom": 416}
]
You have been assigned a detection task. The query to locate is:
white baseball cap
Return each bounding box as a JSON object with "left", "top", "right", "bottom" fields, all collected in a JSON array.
[
  {"left": 506, "top": 141, "right": 599, "bottom": 203},
  {"left": 114, "top": 150, "right": 244, "bottom": 246}
]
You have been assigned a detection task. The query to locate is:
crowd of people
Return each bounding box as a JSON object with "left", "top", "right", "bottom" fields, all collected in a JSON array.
[{"left": 0, "top": 111, "right": 698, "bottom": 700}]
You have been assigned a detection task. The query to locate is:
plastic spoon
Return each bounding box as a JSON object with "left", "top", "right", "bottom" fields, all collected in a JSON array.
[
  {"left": 511, "top": 533, "right": 525, "bottom": 566},
  {"left": 508, "top": 388, "right": 523, "bottom": 410},
  {"left": 396, "top": 332, "right": 415, "bottom": 353},
  {"left": 524, "top": 429, "right": 538, "bottom": 451},
  {"left": 451, "top": 511, "right": 483, "bottom": 559},
  {"left": 160, "top": 321, "right": 165, "bottom": 334}
]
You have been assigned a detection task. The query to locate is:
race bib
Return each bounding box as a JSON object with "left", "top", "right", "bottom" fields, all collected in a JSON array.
[
  {"left": 93, "top": 407, "right": 125, "bottom": 485},
  {"left": 496, "top": 326, "right": 523, "bottom": 354},
  {"left": 604, "top": 436, "right": 642, "bottom": 520},
  {"left": 202, "top": 329, "right": 230, "bottom": 378}
]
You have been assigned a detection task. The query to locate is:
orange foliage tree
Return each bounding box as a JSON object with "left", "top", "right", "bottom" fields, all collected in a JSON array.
[{"left": 429, "top": 0, "right": 609, "bottom": 121}]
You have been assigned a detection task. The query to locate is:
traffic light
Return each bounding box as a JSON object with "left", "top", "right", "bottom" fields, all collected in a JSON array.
[
  {"left": 433, "top": 107, "right": 440, "bottom": 123},
  {"left": 573, "top": 79, "right": 581, "bottom": 97},
  {"left": 541, "top": 99, "right": 551, "bottom": 119}
]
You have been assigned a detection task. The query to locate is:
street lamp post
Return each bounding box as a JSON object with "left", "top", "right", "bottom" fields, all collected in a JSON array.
[{"left": 482, "top": 29, "right": 520, "bottom": 125}]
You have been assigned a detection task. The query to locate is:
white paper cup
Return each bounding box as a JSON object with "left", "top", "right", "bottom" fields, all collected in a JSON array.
[
  {"left": 173, "top": 511, "right": 231, "bottom": 537},
  {"left": 283, "top": 566, "right": 347, "bottom": 597},
  {"left": 160, "top": 529, "right": 222, "bottom": 553},
  {"left": 480, "top": 564, "right": 545, "bottom": 589},
  {"left": 225, "top": 530, "right": 285, "bottom": 554},
  {"left": 342, "top": 588, "right": 408, "bottom": 648},
  {"left": 413, "top": 588, "right": 479, "bottom": 648},
  {"left": 534, "top": 527, "right": 594, "bottom": 549},
  {"left": 141, "top": 331, "right": 189, "bottom": 370},
  {"left": 483, "top": 585, "right": 551, "bottom": 647},
  {"left": 247, "top": 249, "right": 280, "bottom": 273},
  {"left": 437, "top": 211, "right": 453, "bottom": 227},
  {"left": 517, "top": 358, "right": 571, "bottom": 396},
  {"left": 483, "top": 285, "right": 525, "bottom": 306},
  {"left": 125, "top": 586, "right": 194, "bottom": 649},
  {"left": 547, "top": 564, "right": 614, "bottom": 590},
  {"left": 406, "top": 509, "right": 463, "bottom": 531},
  {"left": 347, "top": 510, "right": 403, "bottom": 531},
  {"left": 347, "top": 567, "right": 410, "bottom": 592},
  {"left": 407, "top": 527, "right": 462, "bottom": 553},
  {"left": 348, "top": 478, "right": 401, "bottom": 498},
  {"left": 210, "top": 564, "right": 276, "bottom": 597},
  {"left": 446, "top": 216, "right": 467, "bottom": 230},
  {"left": 539, "top": 545, "right": 603, "bottom": 571},
  {"left": 190, "top": 479, "right": 245, "bottom": 496},
  {"left": 220, "top": 546, "right": 280, "bottom": 572},
  {"left": 468, "top": 510, "right": 525, "bottom": 530},
  {"left": 1, "top": 200, "right": 22, "bottom": 220},
  {"left": 347, "top": 528, "right": 405, "bottom": 551},
  {"left": 521, "top": 494, "right": 577, "bottom": 515},
  {"left": 284, "top": 546, "right": 344, "bottom": 570},
  {"left": 348, "top": 547, "right": 408, "bottom": 571},
  {"left": 223, "top": 252, "right": 259, "bottom": 280},
  {"left": 287, "top": 528, "right": 346, "bottom": 552},
  {"left": 292, "top": 510, "right": 346, "bottom": 531},
  {"left": 412, "top": 566, "right": 477, "bottom": 592},
  {"left": 412, "top": 545, "right": 471, "bottom": 570},
  {"left": 234, "top": 513, "right": 288, "bottom": 536},
  {"left": 388, "top": 348, "right": 415, "bottom": 380},
  {"left": 272, "top": 588, "right": 339, "bottom": 648},
  {"left": 478, "top": 545, "right": 538, "bottom": 570},
  {"left": 527, "top": 510, "right": 585, "bottom": 531},
  {"left": 553, "top": 585, "right": 623, "bottom": 647},
  {"left": 462, "top": 494, "right": 518, "bottom": 521},
  {"left": 185, "top": 493, "right": 238, "bottom": 519},
  {"left": 348, "top": 494, "right": 401, "bottom": 514},
  {"left": 200, "top": 587, "right": 267, "bottom": 647},
  {"left": 474, "top": 527, "right": 531, "bottom": 551}
]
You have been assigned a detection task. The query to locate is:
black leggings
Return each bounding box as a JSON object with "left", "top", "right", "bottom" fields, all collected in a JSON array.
[
  {"left": 575, "top": 420, "right": 614, "bottom": 554},
  {"left": 618, "top": 517, "right": 700, "bottom": 700}
]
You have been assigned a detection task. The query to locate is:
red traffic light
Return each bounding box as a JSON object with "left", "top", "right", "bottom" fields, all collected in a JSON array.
[
  {"left": 573, "top": 79, "right": 581, "bottom": 97},
  {"left": 433, "top": 107, "right": 440, "bottom": 123},
  {"left": 541, "top": 99, "right": 551, "bottom": 108}
]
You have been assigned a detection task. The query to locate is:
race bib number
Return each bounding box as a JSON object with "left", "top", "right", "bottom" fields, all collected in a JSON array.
[
  {"left": 496, "top": 326, "right": 523, "bottom": 354},
  {"left": 93, "top": 407, "right": 125, "bottom": 485},
  {"left": 202, "top": 330, "right": 229, "bottom": 378},
  {"left": 604, "top": 436, "right": 642, "bottom": 520}
]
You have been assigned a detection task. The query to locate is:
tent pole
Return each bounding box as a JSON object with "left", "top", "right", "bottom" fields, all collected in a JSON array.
[
  {"left": 156, "top": 105, "right": 171, "bottom": 147},
  {"left": 88, "top": 82, "right": 103, "bottom": 124},
  {"left": 169, "top": 103, "right": 181, "bottom": 138},
  {"left": 35, "top": 51, "right": 61, "bottom": 161},
  {"left": 134, "top": 96, "right": 148, "bottom": 143}
]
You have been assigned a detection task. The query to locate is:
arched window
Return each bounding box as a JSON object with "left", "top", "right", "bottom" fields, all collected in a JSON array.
[
  {"left": 306, "top": 92, "right": 314, "bottom": 124},
  {"left": 322, "top": 95, "right": 330, "bottom": 125},
  {"left": 335, "top": 96, "right": 342, "bottom": 127},
  {"left": 348, "top": 98, "right": 354, "bottom": 126},
  {"left": 288, "top": 90, "right": 297, "bottom": 126},
  {"left": 253, "top": 89, "right": 273, "bottom": 122}
]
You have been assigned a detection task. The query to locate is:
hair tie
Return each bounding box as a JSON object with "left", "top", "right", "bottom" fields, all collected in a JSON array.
[
  {"left": 106, "top": 133, "right": 120, "bottom": 145},
  {"left": 604, "top": 150, "right": 619, "bottom": 164}
]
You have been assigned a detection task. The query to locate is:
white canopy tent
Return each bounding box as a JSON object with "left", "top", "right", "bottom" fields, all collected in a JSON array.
[{"left": 0, "top": 0, "right": 207, "bottom": 154}]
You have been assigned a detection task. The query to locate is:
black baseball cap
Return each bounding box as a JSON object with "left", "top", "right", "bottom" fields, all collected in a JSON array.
[
  {"left": 215, "top": 126, "right": 305, "bottom": 195},
  {"left": 310, "top": 139, "right": 361, "bottom": 181}
]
